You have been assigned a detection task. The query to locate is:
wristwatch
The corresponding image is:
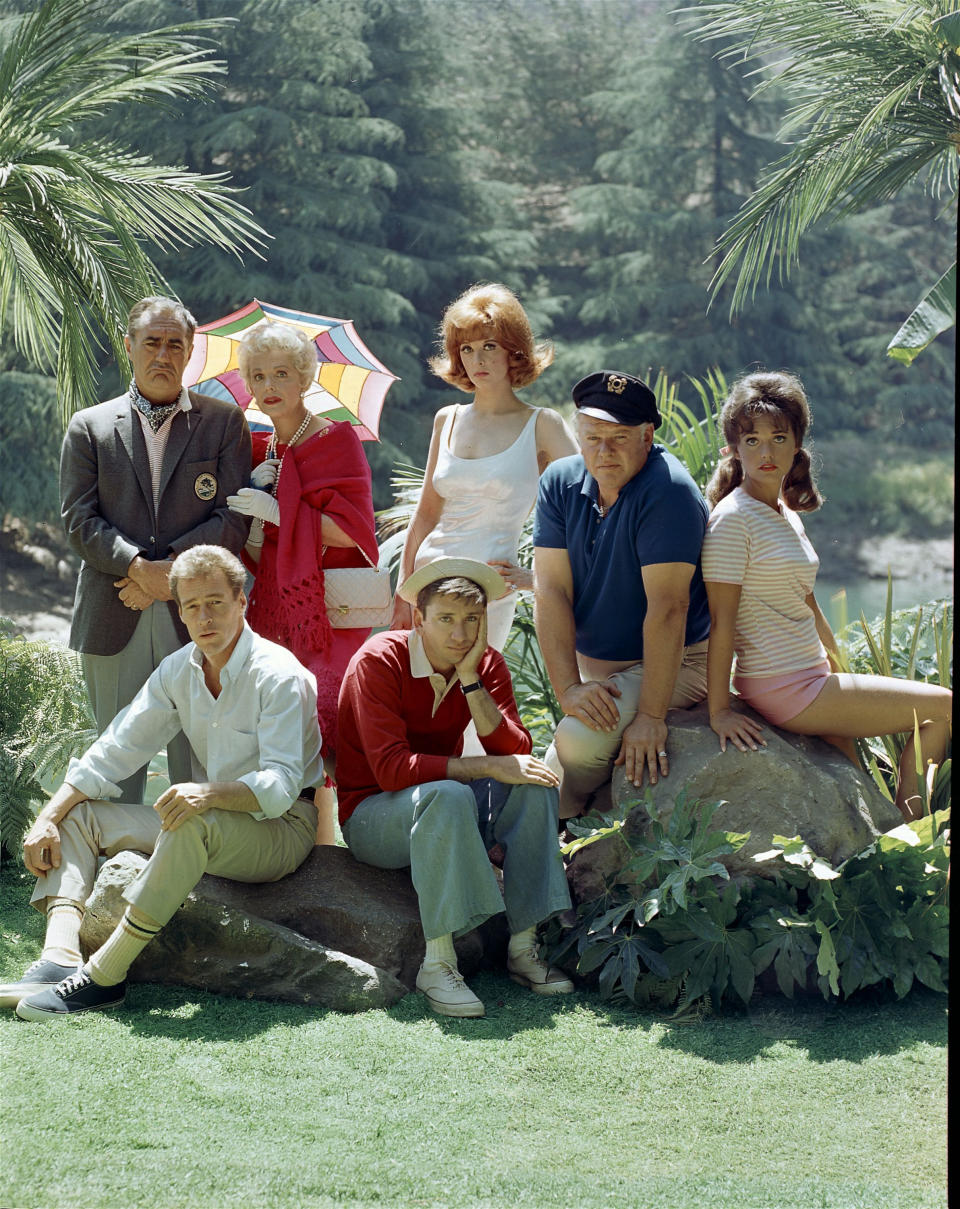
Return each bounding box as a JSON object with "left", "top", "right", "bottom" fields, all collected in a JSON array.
[{"left": 461, "top": 680, "right": 483, "bottom": 694}]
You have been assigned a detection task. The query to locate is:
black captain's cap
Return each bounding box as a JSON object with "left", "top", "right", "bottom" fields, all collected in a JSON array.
[{"left": 572, "top": 370, "right": 661, "bottom": 428}]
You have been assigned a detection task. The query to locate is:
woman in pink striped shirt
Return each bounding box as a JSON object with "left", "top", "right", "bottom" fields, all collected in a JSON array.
[{"left": 701, "top": 372, "right": 950, "bottom": 820}]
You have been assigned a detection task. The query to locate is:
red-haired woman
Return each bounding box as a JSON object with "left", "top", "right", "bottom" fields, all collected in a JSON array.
[{"left": 392, "top": 283, "right": 576, "bottom": 653}]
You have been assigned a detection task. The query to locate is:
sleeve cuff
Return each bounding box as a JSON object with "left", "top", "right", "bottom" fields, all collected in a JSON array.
[
  {"left": 237, "top": 772, "right": 299, "bottom": 820},
  {"left": 64, "top": 759, "right": 122, "bottom": 803},
  {"left": 478, "top": 716, "right": 525, "bottom": 755}
]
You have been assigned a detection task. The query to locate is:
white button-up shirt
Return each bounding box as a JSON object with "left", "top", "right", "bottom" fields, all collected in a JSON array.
[{"left": 66, "top": 625, "right": 323, "bottom": 818}]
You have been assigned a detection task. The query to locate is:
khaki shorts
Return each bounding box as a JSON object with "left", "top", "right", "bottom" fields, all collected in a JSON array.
[{"left": 545, "top": 639, "right": 708, "bottom": 816}]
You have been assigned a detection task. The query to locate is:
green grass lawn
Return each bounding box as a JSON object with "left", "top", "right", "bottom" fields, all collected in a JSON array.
[{"left": 0, "top": 861, "right": 946, "bottom": 1209}]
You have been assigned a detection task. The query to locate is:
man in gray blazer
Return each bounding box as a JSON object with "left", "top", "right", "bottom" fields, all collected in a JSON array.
[{"left": 60, "top": 295, "right": 251, "bottom": 801}]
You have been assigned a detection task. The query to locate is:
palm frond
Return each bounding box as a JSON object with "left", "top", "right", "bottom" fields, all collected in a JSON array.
[
  {"left": 681, "top": 0, "right": 960, "bottom": 313},
  {"left": 0, "top": 0, "right": 269, "bottom": 421}
]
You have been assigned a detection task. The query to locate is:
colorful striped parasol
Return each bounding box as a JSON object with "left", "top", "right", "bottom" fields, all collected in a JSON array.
[{"left": 181, "top": 298, "right": 398, "bottom": 441}]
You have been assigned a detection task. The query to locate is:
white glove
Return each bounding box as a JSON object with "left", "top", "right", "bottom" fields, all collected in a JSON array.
[
  {"left": 227, "top": 487, "right": 280, "bottom": 527},
  {"left": 250, "top": 459, "right": 279, "bottom": 489},
  {"left": 246, "top": 518, "right": 265, "bottom": 548}
]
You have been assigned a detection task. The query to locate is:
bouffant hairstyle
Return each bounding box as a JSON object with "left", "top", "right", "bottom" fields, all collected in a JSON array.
[
  {"left": 428, "top": 283, "right": 553, "bottom": 392},
  {"left": 416, "top": 576, "right": 487, "bottom": 614},
  {"left": 127, "top": 296, "right": 197, "bottom": 341},
  {"left": 706, "top": 371, "right": 823, "bottom": 513},
  {"left": 237, "top": 321, "right": 318, "bottom": 394},
  {"left": 169, "top": 545, "right": 246, "bottom": 604}
]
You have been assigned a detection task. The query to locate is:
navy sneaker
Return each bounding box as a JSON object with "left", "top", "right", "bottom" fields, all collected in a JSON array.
[
  {"left": 0, "top": 959, "right": 80, "bottom": 1008},
  {"left": 15, "top": 968, "right": 126, "bottom": 1021}
]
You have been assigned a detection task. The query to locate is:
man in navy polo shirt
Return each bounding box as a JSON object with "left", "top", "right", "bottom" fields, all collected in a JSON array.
[{"left": 533, "top": 370, "right": 711, "bottom": 818}]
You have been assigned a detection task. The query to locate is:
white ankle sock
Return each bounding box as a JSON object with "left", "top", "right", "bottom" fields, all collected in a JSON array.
[
  {"left": 423, "top": 934, "right": 457, "bottom": 967},
  {"left": 508, "top": 926, "right": 538, "bottom": 957},
  {"left": 87, "top": 907, "right": 161, "bottom": 986},
  {"left": 41, "top": 899, "right": 84, "bottom": 966}
]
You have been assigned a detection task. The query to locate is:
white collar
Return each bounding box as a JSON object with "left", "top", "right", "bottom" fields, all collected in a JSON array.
[
  {"left": 408, "top": 630, "right": 461, "bottom": 717},
  {"left": 189, "top": 622, "right": 253, "bottom": 685}
]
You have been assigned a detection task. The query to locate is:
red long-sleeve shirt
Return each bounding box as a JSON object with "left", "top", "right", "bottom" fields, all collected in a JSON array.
[{"left": 336, "top": 630, "right": 532, "bottom": 826}]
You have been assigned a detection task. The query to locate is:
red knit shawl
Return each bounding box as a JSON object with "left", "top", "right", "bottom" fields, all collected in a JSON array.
[{"left": 248, "top": 422, "right": 377, "bottom": 661}]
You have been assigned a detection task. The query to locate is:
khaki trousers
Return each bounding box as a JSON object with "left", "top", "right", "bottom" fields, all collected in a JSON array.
[
  {"left": 546, "top": 640, "right": 708, "bottom": 817},
  {"left": 31, "top": 798, "right": 317, "bottom": 926}
]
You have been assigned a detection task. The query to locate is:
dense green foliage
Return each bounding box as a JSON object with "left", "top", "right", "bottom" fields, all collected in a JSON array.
[
  {"left": 1, "top": 0, "right": 950, "bottom": 514},
  {"left": 0, "top": 619, "right": 95, "bottom": 860},
  {"left": 838, "top": 594, "right": 953, "bottom": 803},
  {"left": 0, "top": 370, "right": 61, "bottom": 522},
  {"left": 547, "top": 792, "right": 950, "bottom": 1013}
]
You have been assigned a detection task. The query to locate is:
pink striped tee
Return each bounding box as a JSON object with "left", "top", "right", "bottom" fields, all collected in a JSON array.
[{"left": 701, "top": 486, "right": 826, "bottom": 677}]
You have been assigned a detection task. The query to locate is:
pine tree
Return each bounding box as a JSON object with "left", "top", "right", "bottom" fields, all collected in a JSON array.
[{"left": 566, "top": 6, "right": 786, "bottom": 383}]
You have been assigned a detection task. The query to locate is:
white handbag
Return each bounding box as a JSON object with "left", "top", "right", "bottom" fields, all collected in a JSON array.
[{"left": 324, "top": 545, "right": 393, "bottom": 629}]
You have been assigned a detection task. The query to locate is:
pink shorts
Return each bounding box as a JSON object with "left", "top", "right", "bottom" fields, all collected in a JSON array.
[{"left": 733, "top": 659, "right": 832, "bottom": 726}]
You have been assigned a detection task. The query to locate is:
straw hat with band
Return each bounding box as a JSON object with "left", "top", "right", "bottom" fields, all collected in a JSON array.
[{"left": 398, "top": 557, "right": 509, "bottom": 606}]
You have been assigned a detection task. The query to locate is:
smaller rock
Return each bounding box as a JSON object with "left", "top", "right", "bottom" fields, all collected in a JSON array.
[
  {"left": 80, "top": 851, "right": 407, "bottom": 1012},
  {"left": 567, "top": 701, "right": 903, "bottom": 904}
]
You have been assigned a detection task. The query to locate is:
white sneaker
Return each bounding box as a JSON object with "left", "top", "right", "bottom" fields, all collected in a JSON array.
[
  {"left": 507, "top": 945, "right": 575, "bottom": 995},
  {"left": 416, "top": 961, "right": 485, "bottom": 1018}
]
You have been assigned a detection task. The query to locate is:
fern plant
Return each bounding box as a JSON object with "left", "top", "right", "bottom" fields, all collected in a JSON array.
[{"left": 0, "top": 620, "right": 95, "bottom": 859}]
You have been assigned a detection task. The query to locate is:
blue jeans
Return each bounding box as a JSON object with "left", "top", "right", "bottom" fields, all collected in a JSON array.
[{"left": 342, "top": 779, "right": 571, "bottom": 940}]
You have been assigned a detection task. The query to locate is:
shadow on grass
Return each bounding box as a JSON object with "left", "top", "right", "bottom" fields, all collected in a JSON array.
[
  {"left": 383, "top": 971, "right": 603, "bottom": 1041},
  {"left": 567, "top": 984, "right": 947, "bottom": 1065},
  {"left": 3, "top": 863, "right": 946, "bottom": 1060},
  {"left": 118, "top": 986, "right": 336, "bottom": 1041}
]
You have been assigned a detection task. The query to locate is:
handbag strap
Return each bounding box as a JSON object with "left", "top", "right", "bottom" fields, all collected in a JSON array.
[{"left": 323, "top": 543, "right": 381, "bottom": 569}]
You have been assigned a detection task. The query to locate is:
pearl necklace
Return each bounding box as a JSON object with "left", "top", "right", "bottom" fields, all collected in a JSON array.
[{"left": 266, "top": 410, "right": 312, "bottom": 497}]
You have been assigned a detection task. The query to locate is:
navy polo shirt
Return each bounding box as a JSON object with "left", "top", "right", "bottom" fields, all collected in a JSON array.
[{"left": 533, "top": 449, "right": 711, "bottom": 662}]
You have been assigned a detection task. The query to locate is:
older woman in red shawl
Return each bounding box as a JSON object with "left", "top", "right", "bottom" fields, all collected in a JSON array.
[{"left": 227, "top": 321, "right": 378, "bottom": 844}]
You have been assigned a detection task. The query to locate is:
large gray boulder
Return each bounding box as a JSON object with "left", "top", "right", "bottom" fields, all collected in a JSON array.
[
  {"left": 79, "top": 845, "right": 509, "bottom": 1007},
  {"left": 80, "top": 850, "right": 407, "bottom": 1012},
  {"left": 567, "top": 701, "right": 903, "bottom": 904},
  {"left": 196, "top": 845, "right": 508, "bottom": 990}
]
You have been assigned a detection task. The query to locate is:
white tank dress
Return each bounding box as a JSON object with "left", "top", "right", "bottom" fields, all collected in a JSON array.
[{"left": 416, "top": 405, "right": 541, "bottom": 654}]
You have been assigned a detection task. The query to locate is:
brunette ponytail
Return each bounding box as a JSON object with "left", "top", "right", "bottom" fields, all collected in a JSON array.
[
  {"left": 781, "top": 447, "right": 822, "bottom": 513},
  {"left": 706, "top": 454, "right": 743, "bottom": 509}
]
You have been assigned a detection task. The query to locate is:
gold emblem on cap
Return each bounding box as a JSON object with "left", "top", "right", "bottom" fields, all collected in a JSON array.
[
  {"left": 607, "top": 374, "right": 627, "bottom": 395},
  {"left": 194, "top": 472, "right": 217, "bottom": 501}
]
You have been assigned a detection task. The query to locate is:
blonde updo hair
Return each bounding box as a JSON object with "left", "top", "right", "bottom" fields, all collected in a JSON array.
[
  {"left": 237, "top": 321, "right": 318, "bottom": 394},
  {"left": 428, "top": 283, "right": 553, "bottom": 392},
  {"left": 706, "top": 371, "right": 823, "bottom": 513}
]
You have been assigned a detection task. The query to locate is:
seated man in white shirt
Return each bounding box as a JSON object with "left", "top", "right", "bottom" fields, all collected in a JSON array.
[{"left": 2, "top": 544, "right": 323, "bottom": 1021}]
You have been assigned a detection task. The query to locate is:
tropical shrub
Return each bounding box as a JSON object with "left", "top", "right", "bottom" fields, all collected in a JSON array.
[
  {"left": 0, "top": 620, "right": 95, "bottom": 860},
  {"left": 544, "top": 790, "right": 950, "bottom": 1014},
  {"left": 833, "top": 587, "right": 952, "bottom": 809}
]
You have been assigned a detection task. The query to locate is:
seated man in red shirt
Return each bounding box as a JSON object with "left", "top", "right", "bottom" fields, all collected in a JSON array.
[{"left": 337, "top": 557, "right": 573, "bottom": 1019}]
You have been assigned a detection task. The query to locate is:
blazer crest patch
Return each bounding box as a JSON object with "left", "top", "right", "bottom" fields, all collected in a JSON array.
[{"left": 194, "top": 472, "right": 218, "bottom": 501}]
